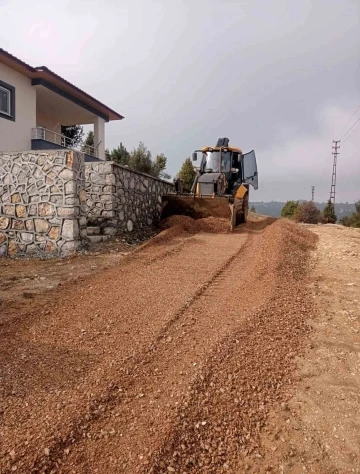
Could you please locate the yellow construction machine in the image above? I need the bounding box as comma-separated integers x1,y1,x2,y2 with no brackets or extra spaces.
161,138,258,231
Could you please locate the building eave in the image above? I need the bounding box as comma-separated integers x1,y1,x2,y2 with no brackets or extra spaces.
0,48,124,122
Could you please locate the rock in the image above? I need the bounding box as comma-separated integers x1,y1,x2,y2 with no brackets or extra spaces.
11,193,21,203
34,219,49,233
21,232,33,243
62,219,79,240
48,226,60,240
39,203,55,217
0,217,10,229
8,240,18,256
4,205,15,216
25,219,34,231
15,205,26,218
58,207,79,218
127,220,133,232
59,169,74,180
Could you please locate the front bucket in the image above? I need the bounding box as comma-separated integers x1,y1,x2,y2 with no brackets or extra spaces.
161,195,234,228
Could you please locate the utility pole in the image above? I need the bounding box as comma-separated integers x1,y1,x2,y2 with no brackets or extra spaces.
330,140,340,205
311,186,315,202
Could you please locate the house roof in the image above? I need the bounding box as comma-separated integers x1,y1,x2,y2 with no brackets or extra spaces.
0,48,124,121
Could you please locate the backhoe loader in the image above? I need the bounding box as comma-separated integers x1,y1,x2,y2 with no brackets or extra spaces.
161,138,258,231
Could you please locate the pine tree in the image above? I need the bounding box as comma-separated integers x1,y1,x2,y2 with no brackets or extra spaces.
61,125,84,146
281,201,299,219
323,200,337,224
110,142,130,165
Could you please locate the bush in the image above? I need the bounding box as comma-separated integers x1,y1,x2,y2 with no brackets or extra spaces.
340,199,360,228
281,201,299,219
294,201,321,224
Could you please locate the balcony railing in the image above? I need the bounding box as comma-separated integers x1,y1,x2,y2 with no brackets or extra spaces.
31,127,103,159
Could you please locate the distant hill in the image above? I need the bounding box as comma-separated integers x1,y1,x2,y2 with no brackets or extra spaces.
249,201,357,220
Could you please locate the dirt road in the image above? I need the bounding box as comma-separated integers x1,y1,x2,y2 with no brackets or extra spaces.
0,218,359,473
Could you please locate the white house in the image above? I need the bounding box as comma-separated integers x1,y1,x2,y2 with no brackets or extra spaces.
0,48,123,161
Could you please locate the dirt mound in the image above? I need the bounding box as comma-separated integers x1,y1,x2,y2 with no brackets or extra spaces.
161,214,230,234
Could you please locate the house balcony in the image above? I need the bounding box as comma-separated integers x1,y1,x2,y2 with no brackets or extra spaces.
31,127,109,162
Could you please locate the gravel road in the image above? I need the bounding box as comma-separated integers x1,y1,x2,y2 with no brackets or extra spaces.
0,217,319,473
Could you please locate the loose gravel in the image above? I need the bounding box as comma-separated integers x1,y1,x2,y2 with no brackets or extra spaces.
0,217,317,473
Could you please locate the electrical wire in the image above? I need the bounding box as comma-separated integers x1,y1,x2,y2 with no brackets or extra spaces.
338,103,360,138
340,116,360,141
342,120,360,144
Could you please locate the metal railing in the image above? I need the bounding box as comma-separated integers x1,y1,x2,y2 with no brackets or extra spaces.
31,127,99,158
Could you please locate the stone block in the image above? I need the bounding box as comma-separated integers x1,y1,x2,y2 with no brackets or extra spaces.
11,193,21,203
127,220,133,232
45,241,56,253
28,204,37,216
65,197,80,206
15,204,26,218
50,195,64,204
58,207,80,218
59,169,74,181
34,218,50,233
0,217,10,229
8,240,18,256
25,220,34,231
0,232,6,244
103,227,117,235
39,203,55,217
12,220,25,230
65,180,76,195
21,232,33,243
62,219,79,240
102,210,115,218
48,226,60,240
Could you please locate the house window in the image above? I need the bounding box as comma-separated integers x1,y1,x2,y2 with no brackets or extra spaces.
0,80,15,121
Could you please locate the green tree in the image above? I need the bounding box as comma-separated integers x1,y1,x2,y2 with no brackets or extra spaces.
82,130,94,151
152,153,170,179
340,200,360,228
281,200,299,219
110,142,130,165
61,125,84,146
323,200,337,223
127,142,170,179
294,201,321,224
177,157,196,190
250,205,256,213
128,142,153,174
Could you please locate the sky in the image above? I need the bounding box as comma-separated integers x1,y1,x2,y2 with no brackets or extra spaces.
1,0,359,202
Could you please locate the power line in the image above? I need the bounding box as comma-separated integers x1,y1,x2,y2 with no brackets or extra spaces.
342,120,360,144
340,116,360,141
338,103,360,137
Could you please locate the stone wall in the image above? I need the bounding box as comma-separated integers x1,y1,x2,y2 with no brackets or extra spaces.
85,162,174,234
0,150,85,257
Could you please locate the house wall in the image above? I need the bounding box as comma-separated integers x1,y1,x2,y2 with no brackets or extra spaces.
0,63,36,151
0,150,86,257
36,111,62,134
85,162,174,234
